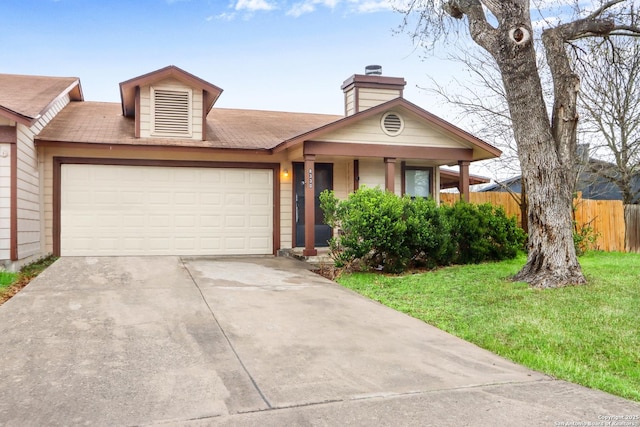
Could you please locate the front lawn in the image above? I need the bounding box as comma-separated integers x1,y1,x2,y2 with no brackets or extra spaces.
337,251,640,402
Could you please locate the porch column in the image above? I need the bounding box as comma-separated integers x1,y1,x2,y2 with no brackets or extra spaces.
458,160,470,202
385,157,396,194
303,154,317,256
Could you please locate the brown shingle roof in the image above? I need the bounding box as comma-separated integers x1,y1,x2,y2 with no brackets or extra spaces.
36,101,341,150
0,74,82,125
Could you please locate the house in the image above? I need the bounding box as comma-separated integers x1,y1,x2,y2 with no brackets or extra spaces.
0,65,501,270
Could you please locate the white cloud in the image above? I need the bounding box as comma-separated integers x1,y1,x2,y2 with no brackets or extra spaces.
214,12,237,20
287,2,317,17
351,0,393,13
287,0,342,17
235,0,276,12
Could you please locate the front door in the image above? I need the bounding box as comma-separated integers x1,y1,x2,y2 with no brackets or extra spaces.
294,162,333,248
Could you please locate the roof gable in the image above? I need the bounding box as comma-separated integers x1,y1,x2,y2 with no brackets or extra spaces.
119,65,223,118
274,98,501,161
0,74,82,126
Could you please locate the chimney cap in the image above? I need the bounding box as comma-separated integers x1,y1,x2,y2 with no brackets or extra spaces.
365,65,382,75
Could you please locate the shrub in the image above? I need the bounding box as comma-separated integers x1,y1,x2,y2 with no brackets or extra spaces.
573,221,599,256
405,197,453,267
443,202,526,264
320,189,526,273
320,187,409,273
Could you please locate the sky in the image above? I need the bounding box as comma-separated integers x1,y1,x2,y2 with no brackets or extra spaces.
1,0,466,118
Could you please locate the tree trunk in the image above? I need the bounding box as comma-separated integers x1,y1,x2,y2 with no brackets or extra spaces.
488,19,586,288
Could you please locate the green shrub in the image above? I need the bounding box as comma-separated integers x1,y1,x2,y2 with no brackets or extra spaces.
405,197,453,267
573,221,599,256
320,189,525,273
443,202,526,264
321,187,409,273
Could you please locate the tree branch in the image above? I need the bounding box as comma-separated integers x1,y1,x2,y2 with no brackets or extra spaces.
444,0,499,51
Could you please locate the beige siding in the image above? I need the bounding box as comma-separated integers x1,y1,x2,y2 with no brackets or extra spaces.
280,161,293,249
358,159,385,190
321,111,471,149
0,143,11,260
16,95,70,260
357,88,401,112
0,117,12,126
140,78,203,140
41,147,291,253
345,89,356,116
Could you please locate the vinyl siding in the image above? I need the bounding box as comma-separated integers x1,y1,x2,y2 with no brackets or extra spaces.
139,78,203,140
321,111,472,149
357,88,401,112
16,95,70,260
0,142,11,260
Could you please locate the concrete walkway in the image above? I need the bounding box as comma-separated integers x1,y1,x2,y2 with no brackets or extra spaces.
0,256,637,426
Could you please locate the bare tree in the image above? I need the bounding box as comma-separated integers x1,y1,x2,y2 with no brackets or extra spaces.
397,0,640,288
577,31,640,204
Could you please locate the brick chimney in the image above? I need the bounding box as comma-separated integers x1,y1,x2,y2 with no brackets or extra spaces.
341,65,407,116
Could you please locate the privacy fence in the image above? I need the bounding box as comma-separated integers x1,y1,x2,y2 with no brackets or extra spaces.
441,192,639,253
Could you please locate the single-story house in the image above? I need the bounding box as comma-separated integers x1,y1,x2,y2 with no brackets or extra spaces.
0,65,500,270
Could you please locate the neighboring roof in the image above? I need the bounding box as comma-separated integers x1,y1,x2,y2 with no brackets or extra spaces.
119,65,223,118
478,175,522,192
36,101,341,150
0,74,83,126
440,168,490,189
273,97,502,161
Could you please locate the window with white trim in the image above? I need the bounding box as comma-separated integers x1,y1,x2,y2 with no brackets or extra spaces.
151,87,192,137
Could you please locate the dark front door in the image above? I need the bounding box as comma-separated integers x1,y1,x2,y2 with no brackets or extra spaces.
295,162,333,248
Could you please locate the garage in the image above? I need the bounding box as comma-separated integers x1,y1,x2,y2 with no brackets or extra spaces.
59,162,274,256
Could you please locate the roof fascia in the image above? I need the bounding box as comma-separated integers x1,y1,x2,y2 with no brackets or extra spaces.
34,139,273,155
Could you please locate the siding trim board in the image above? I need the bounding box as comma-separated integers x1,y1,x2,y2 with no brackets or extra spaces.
52,157,280,257
304,140,473,161
37,140,272,156
10,143,17,260
0,126,17,144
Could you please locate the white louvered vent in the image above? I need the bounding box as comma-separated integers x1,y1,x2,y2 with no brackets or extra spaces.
381,112,404,136
152,88,192,137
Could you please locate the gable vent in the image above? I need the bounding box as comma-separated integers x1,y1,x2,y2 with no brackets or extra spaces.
152,88,192,137
381,112,404,136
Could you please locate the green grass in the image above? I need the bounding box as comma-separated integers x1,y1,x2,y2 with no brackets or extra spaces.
0,271,19,288
0,255,58,303
337,251,640,402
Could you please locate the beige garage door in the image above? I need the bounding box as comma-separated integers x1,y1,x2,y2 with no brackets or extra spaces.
61,164,273,256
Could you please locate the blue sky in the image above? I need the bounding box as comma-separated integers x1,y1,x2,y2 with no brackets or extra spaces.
2,0,463,116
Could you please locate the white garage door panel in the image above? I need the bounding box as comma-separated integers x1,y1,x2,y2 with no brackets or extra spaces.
61,164,273,256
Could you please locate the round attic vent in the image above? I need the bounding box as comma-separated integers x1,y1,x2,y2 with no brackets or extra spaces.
381,112,404,136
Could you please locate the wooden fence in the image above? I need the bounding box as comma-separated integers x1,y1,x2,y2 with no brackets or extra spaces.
625,205,640,253
440,192,627,252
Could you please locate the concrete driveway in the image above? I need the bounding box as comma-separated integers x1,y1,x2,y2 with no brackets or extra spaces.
0,256,637,426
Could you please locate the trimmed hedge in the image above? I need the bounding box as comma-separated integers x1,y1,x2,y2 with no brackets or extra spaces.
320,187,526,273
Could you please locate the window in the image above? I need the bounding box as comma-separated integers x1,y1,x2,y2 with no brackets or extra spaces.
404,167,432,198
151,87,192,137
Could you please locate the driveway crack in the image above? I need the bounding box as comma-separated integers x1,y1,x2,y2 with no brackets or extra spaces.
180,258,272,409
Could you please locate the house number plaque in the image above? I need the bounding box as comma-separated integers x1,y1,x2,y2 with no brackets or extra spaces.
308,168,313,189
